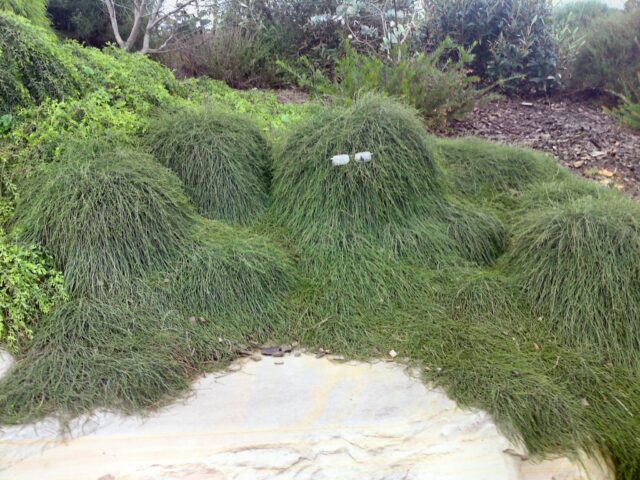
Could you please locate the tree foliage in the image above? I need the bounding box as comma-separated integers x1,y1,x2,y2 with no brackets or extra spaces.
47,0,117,46
420,0,557,93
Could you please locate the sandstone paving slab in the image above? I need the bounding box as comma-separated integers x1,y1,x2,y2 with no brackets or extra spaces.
0,353,612,480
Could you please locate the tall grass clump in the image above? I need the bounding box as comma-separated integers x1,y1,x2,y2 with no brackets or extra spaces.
154,221,295,340
0,292,231,424
11,138,195,296
435,137,566,207
271,94,505,266
271,94,445,243
145,105,270,225
0,296,188,423
515,175,615,212
507,196,640,366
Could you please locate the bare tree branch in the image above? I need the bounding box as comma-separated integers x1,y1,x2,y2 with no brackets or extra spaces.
101,0,208,54
103,0,127,48
148,0,199,31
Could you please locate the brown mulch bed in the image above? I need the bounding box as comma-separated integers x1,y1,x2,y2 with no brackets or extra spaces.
447,97,640,197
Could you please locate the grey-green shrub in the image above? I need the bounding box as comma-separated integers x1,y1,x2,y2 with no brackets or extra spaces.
327,40,487,130
420,0,558,93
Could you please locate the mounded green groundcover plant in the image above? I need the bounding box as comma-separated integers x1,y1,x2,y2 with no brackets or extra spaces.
1,94,639,479
145,105,271,225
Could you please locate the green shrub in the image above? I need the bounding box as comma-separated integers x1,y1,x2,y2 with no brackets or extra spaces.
0,0,48,27
570,9,640,100
507,196,640,366
270,94,505,266
155,221,294,337
325,40,488,130
0,294,192,422
435,137,566,205
613,98,640,131
177,77,310,133
0,237,66,349
420,0,558,93
271,93,445,246
11,138,195,296
0,43,193,200
145,105,270,225
70,44,181,112
2,90,139,164
0,12,84,113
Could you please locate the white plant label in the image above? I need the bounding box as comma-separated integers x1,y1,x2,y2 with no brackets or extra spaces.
331,154,350,166
355,151,372,162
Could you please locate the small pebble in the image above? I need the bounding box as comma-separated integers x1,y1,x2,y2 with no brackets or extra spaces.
389,349,398,358
250,353,262,362
261,346,281,356
315,351,325,359
330,355,346,362
272,351,285,358
294,352,301,357
274,361,284,365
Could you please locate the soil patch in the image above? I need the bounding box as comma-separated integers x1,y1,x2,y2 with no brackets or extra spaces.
448,97,640,196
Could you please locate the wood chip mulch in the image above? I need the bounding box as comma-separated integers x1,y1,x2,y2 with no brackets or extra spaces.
447,97,640,197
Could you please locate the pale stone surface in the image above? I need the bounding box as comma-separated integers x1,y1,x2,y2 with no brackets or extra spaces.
0,355,612,480
0,350,14,380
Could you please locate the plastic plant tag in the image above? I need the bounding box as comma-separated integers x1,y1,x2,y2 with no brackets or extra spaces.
331,154,350,166
354,151,372,162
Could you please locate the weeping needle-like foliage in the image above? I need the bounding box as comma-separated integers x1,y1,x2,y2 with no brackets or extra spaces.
270,93,505,267
11,139,195,296
508,196,640,366
145,105,270,225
